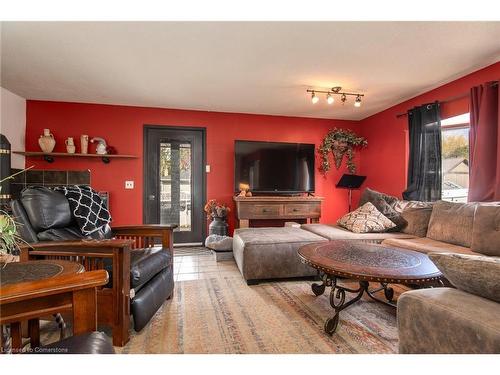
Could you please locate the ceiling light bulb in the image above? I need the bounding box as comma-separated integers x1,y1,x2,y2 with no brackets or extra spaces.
354,96,362,107
311,92,319,104
326,93,334,104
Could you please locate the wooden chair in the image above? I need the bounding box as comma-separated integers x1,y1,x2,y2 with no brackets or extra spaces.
19,225,176,346
1,269,112,354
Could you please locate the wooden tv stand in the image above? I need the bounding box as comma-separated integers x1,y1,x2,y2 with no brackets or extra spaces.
233,195,323,228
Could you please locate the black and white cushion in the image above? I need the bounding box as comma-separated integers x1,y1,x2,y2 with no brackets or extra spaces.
54,185,111,235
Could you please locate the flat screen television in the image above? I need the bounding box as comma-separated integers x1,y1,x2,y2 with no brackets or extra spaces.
234,140,315,194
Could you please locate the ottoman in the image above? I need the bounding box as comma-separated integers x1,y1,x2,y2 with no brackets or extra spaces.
233,227,327,284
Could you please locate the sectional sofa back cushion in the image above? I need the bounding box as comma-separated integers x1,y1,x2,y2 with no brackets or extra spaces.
471,204,500,256
429,252,500,302
426,201,476,248
400,207,433,237
337,202,396,233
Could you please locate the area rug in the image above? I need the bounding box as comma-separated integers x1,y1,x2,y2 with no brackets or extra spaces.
117,276,402,354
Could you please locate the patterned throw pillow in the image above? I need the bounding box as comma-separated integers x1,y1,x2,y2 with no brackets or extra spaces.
337,202,396,233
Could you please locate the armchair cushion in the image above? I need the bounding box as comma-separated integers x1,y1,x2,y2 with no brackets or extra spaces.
37,226,85,241
130,247,172,290
20,187,73,232
40,332,115,354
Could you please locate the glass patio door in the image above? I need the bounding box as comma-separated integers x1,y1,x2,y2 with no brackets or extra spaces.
144,127,205,244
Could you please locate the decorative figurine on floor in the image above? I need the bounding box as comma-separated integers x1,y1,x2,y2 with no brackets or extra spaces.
90,137,108,155
204,199,231,236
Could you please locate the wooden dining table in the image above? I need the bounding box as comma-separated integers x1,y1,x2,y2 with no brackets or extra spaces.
0,259,86,353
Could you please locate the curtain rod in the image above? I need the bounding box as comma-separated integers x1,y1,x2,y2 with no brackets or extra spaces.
395,80,499,119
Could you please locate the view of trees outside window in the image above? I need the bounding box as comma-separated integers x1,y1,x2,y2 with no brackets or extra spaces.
441,113,470,202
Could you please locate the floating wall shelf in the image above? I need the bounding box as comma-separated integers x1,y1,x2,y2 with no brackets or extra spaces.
14,151,138,164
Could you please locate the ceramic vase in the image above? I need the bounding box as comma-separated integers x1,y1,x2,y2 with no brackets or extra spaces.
209,217,228,236
80,135,89,154
64,137,74,154
38,129,56,153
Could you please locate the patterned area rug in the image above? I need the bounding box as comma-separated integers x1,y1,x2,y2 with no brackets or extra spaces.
117,276,402,354
38,250,405,354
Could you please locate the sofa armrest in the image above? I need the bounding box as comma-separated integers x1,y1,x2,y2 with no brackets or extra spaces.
112,225,177,251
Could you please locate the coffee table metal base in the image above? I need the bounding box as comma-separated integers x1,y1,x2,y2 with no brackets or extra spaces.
312,273,396,335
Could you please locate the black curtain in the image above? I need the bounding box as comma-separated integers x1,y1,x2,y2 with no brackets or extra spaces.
402,102,442,201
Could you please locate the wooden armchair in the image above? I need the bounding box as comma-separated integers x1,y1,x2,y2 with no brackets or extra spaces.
19,224,176,346
1,267,112,354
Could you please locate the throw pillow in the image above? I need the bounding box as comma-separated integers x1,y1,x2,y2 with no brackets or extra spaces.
359,188,407,230
428,253,500,303
337,202,396,233
400,207,433,237
426,201,477,248
359,188,399,208
370,197,408,231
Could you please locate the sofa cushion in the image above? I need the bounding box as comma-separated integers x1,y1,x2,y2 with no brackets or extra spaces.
471,204,500,256
130,247,172,289
359,188,406,230
400,207,433,237
398,288,500,354
359,188,399,207
392,200,434,213
382,237,476,255
337,202,396,233
234,227,326,245
232,227,327,281
426,200,477,247
428,253,500,303
301,223,416,242
20,186,73,232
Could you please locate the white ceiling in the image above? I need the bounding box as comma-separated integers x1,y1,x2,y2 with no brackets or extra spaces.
1,22,500,120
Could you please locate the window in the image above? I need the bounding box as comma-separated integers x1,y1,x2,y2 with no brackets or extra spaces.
441,113,470,202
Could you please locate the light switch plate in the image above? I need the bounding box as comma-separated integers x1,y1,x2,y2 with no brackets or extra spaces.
125,180,134,189
206,165,211,173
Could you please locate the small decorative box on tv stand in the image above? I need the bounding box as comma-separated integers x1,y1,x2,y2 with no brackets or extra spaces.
233,196,323,228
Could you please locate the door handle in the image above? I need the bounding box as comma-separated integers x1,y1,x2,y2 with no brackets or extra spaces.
148,194,156,201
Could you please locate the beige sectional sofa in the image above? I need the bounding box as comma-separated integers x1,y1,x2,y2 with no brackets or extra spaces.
233,197,500,353
233,199,499,282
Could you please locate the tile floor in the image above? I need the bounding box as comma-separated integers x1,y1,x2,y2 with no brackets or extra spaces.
173,247,240,281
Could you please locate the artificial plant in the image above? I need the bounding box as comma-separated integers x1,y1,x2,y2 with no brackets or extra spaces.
318,128,367,175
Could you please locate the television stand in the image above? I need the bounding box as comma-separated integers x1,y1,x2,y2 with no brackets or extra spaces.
233,196,323,228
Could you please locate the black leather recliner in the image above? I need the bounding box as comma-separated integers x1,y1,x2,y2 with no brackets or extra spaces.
11,186,176,341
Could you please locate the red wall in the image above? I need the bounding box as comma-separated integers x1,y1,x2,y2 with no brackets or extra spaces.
359,61,500,198
25,102,361,231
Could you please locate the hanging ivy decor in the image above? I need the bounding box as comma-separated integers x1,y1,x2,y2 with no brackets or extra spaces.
318,128,367,175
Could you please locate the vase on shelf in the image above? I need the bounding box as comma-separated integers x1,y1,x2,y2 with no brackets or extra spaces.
38,129,56,153
65,137,76,154
209,217,228,236
80,135,89,154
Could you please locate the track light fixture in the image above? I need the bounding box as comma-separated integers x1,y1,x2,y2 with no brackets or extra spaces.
307,86,364,108
311,91,319,104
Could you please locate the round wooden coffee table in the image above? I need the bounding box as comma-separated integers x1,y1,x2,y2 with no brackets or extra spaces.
298,240,443,335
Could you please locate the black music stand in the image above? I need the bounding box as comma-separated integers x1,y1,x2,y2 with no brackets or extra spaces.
336,174,367,212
